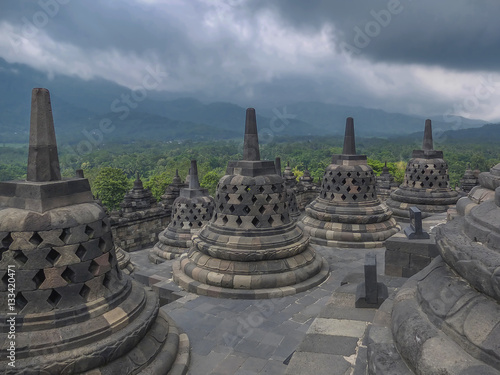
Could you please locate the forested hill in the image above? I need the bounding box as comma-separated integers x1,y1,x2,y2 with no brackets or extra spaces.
0,58,488,144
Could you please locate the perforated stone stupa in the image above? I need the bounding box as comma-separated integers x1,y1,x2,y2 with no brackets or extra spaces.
110,173,170,251
376,161,398,201
299,118,399,248
368,168,500,374
277,158,300,221
0,89,189,374
386,119,459,220
161,169,188,210
150,160,215,263
173,108,329,298
295,166,321,210
460,163,479,193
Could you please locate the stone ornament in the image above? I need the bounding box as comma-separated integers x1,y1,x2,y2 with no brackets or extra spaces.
150,160,215,263
299,117,400,248
0,88,189,374
173,108,329,299
386,119,459,219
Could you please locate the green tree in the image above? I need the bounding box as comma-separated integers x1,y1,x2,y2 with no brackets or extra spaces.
200,169,223,196
93,167,130,210
144,172,172,201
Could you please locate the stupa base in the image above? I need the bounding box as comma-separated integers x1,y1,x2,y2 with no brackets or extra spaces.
172,251,329,299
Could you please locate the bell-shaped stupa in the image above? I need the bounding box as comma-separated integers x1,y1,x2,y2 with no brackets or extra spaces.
0,89,189,374
150,160,215,263
161,169,188,210
173,108,329,298
387,119,459,219
276,157,300,221
376,161,399,201
299,118,400,248
460,163,479,193
368,167,500,374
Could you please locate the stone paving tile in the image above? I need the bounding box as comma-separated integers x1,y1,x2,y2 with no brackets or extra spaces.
131,245,395,375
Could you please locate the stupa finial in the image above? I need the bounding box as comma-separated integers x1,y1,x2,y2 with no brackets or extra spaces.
189,160,200,189
422,119,433,151
243,108,260,161
27,88,61,182
342,117,356,155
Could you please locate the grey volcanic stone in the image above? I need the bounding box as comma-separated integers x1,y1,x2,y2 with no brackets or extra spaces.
173,108,329,298
299,118,400,248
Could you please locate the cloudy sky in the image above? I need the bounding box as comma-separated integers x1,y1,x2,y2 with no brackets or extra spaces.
1,0,500,122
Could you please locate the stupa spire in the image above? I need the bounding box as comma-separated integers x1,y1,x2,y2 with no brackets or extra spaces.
189,160,200,189
422,119,433,151
27,88,61,182
243,108,260,161
342,117,356,155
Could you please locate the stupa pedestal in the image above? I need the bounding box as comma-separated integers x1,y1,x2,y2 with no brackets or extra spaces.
299,118,400,248
0,88,189,374
367,175,500,374
387,120,459,220
173,109,329,299
150,160,215,263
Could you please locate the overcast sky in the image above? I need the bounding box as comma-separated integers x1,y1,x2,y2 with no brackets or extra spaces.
1,0,500,122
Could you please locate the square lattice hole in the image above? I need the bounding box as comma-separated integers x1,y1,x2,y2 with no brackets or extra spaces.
47,290,61,307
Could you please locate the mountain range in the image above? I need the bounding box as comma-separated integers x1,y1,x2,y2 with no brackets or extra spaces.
0,58,490,145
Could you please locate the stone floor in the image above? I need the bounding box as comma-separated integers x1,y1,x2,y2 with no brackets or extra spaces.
130,243,408,375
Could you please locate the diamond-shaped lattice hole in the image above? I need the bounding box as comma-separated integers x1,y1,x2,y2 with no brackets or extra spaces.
75,245,86,260
221,185,227,191
346,186,351,192
326,185,331,191
16,292,28,310
61,267,75,284
328,171,333,176
229,205,235,213
438,183,442,187
1,233,13,248
46,249,61,265
347,172,351,177
342,179,346,184
252,217,260,227
84,225,94,238
271,185,277,193
331,178,336,184
259,186,265,193
222,215,229,225
88,260,99,275
224,194,230,202
366,186,371,192
243,205,250,214
335,186,341,192
29,232,43,246
430,170,434,174
265,195,272,203
429,182,434,187
337,172,342,177
189,209,194,214
237,195,243,203
425,176,430,181
341,194,347,201
79,284,90,300
357,186,362,192
197,221,203,227
357,172,361,177
99,238,107,252
280,214,286,222
273,204,280,213
267,217,274,226
189,222,193,227
46,290,61,308
13,251,28,265
103,272,112,289
420,182,424,187
258,205,266,215
245,186,251,192
232,185,238,193
352,194,358,201
32,269,46,288
425,164,429,168
364,194,368,199
193,215,198,221
236,217,243,226
218,203,224,211
251,195,258,203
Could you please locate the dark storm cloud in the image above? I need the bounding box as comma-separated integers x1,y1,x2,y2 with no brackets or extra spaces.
243,0,500,71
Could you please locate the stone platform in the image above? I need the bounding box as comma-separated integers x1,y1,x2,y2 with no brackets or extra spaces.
131,243,407,374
